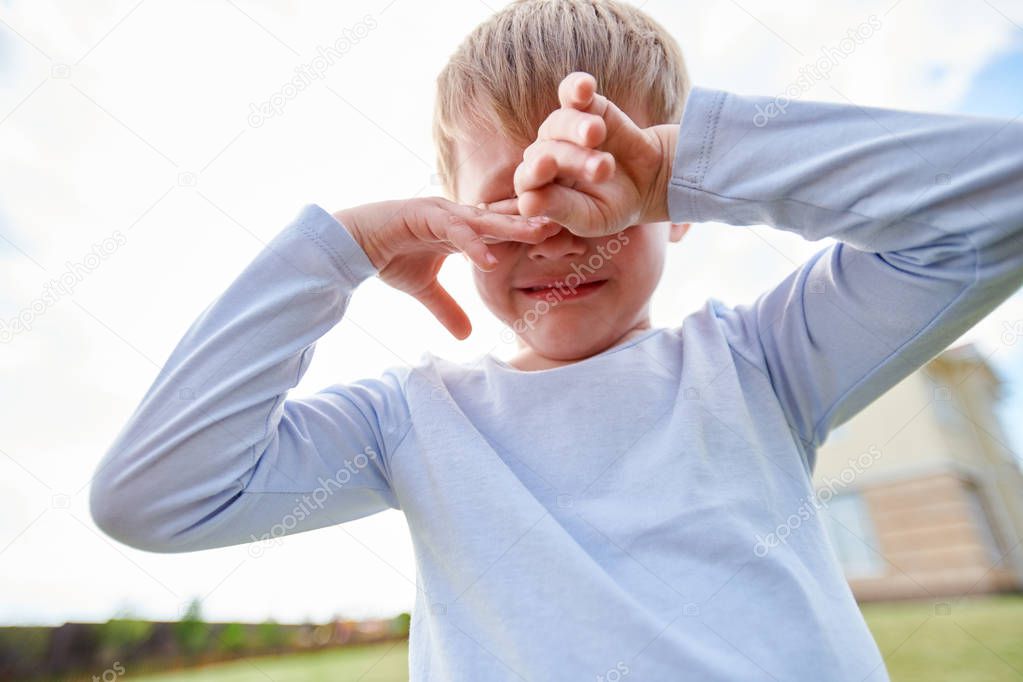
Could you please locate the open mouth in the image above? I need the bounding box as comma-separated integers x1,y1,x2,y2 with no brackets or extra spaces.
515,279,608,301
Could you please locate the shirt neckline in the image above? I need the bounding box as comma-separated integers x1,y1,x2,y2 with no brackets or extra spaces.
483,326,665,375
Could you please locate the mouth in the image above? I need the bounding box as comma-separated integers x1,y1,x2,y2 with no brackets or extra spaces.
514,278,608,301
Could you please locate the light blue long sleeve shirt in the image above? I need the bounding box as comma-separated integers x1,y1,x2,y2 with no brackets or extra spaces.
89,87,1023,681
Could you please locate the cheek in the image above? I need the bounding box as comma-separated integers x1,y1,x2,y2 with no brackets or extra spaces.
605,236,667,291
472,266,514,315
474,244,520,291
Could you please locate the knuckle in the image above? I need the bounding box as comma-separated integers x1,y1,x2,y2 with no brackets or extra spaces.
447,213,467,229
556,109,577,127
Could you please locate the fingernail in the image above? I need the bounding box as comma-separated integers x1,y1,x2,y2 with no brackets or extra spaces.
528,215,551,226
484,252,499,266
476,202,488,210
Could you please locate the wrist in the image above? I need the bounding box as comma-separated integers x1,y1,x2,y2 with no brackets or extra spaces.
641,123,678,224
332,207,388,270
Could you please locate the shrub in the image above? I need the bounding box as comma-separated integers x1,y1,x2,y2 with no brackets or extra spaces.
173,598,208,657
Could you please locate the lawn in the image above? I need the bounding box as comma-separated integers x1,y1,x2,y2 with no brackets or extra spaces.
861,594,1023,682
127,595,1023,682
128,640,410,682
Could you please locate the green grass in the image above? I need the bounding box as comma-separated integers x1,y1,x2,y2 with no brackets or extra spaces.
861,594,1023,682
123,595,1023,682
128,640,410,682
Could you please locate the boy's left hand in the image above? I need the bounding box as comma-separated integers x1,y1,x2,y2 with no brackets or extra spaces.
482,71,678,238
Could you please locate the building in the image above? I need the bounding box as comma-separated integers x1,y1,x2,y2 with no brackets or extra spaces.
812,344,1023,601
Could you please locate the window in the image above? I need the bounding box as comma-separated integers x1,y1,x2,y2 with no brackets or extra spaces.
927,375,969,432
821,492,884,577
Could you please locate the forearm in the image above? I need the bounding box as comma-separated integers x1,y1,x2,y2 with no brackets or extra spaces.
666,87,1023,276
665,87,1023,451
89,204,383,551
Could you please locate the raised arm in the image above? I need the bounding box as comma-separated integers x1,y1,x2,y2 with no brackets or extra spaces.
667,87,1023,454
88,205,408,553
502,72,1022,464
89,198,555,553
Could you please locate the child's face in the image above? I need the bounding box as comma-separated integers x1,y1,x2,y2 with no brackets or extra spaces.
450,105,688,361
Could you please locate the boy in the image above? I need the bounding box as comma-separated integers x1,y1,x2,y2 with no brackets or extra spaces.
89,0,1023,679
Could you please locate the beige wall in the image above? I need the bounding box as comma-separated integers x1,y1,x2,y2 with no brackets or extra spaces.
814,371,952,484
810,350,1023,600
849,473,1017,601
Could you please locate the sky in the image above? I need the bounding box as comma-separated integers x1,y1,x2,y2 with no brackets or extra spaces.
1,0,1022,626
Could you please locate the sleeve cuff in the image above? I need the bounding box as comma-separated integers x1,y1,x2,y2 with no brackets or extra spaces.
294,203,379,287
667,87,730,224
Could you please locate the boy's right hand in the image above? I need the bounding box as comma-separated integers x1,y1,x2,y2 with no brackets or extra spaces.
333,198,556,339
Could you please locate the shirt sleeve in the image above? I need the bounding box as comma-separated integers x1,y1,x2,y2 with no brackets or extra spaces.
667,87,1023,460
89,204,412,553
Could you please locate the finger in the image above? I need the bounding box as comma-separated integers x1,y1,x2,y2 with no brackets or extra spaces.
476,198,526,242
443,214,498,271
518,183,598,234
479,198,519,215
513,153,559,196
477,221,561,245
514,146,614,198
537,108,606,148
448,203,558,244
414,279,472,340
559,71,596,111
472,196,519,243
522,140,615,185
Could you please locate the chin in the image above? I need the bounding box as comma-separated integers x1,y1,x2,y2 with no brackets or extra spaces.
521,318,621,361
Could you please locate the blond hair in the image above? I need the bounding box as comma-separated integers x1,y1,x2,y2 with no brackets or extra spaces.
432,0,690,201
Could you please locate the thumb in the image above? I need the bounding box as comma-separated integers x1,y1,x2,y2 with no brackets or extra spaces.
562,72,642,147
413,279,472,339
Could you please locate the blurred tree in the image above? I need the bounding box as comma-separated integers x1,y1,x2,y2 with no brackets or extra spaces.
217,622,247,654
392,612,411,636
257,618,287,652
174,598,208,658
97,614,153,661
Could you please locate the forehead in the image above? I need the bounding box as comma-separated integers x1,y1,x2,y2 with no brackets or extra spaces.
450,100,655,205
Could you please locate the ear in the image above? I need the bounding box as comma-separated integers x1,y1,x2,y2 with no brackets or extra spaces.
669,222,691,242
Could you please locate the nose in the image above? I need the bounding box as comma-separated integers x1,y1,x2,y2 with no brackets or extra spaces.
526,225,586,261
